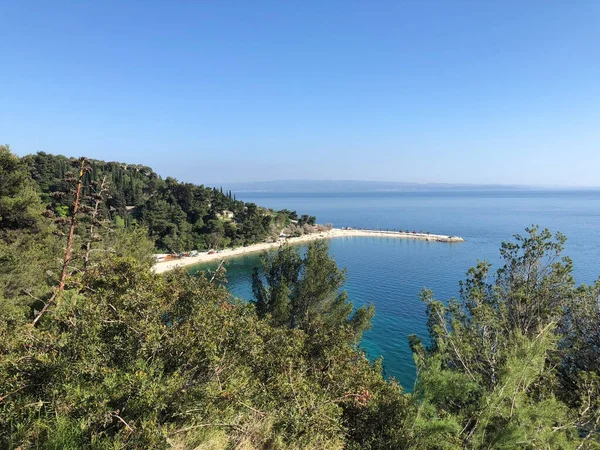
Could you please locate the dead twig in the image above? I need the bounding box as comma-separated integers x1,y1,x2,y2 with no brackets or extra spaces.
209,259,226,283
33,158,87,326
83,175,108,270
111,412,134,432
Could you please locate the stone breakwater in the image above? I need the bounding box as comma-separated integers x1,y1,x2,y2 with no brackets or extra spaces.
336,229,464,243
153,228,464,273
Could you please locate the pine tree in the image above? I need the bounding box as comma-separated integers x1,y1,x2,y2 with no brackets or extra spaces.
252,240,374,343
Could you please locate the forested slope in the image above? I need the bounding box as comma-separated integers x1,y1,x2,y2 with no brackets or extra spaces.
23,151,311,252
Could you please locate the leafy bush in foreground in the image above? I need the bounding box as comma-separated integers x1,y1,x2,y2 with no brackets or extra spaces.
0,255,410,449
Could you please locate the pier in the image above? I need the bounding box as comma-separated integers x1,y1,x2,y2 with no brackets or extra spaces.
335,228,464,243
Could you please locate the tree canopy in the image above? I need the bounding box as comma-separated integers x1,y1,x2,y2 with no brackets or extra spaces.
409,226,600,449
252,241,375,344
22,151,307,252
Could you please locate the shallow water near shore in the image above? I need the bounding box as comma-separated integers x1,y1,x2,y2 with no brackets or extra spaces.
189,190,600,389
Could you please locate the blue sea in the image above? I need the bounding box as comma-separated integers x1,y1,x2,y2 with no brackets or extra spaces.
190,190,600,390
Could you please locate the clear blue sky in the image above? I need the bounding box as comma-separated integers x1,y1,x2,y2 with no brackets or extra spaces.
2,1,599,186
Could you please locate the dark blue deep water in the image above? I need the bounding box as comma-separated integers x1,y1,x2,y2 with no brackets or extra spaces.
190,190,600,390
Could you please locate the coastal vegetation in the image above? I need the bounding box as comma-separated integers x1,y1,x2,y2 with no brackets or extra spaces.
22,150,311,253
1,146,599,448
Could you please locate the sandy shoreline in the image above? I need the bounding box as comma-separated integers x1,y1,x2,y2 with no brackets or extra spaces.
152,229,463,274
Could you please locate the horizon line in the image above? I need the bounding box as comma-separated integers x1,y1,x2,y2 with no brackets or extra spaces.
209,179,600,190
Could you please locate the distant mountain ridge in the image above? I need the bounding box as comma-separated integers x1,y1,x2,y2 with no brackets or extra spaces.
221,180,535,194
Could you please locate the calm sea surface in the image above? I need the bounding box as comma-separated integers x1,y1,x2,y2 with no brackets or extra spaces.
189,190,600,390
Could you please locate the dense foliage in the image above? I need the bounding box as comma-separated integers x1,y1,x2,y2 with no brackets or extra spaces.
1,145,598,449
22,150,306,252
1,146,410,448
252,241,374,343
410,227,600,449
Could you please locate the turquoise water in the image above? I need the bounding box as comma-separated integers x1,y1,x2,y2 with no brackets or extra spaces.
190,190,600,389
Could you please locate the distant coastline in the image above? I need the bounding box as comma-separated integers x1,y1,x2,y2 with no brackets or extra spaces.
152,228,464,274
217,179,544,194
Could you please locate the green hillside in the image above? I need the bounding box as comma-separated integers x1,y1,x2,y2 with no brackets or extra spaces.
23,151,306,252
